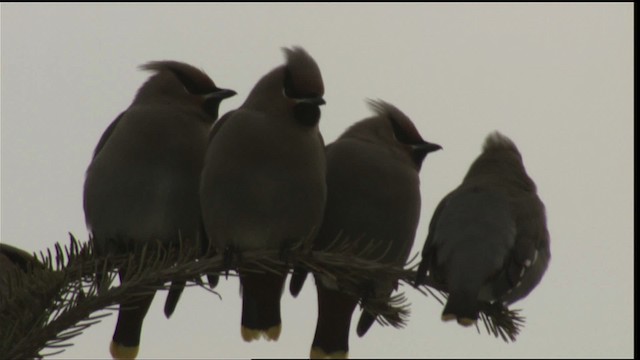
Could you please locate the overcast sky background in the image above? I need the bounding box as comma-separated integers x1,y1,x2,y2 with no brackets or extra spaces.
1,3,634,359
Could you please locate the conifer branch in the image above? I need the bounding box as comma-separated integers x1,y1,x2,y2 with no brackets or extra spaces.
0,233,524,358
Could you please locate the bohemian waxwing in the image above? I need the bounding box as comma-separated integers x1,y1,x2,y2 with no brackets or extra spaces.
200,46,327,343
416,131,550,327
0,243,41,273
290,100,441,359
0,243,51,353
0,243,45,296
83,60,235,359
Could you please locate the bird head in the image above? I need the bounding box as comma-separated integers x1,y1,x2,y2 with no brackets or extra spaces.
367,99,442,169
242,47,326,127
136,60,236,120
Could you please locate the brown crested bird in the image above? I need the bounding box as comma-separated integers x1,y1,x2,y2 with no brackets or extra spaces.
416,131,550,327
290,100,441,359
200,46,327,343
0,243,47,299
0,243,42,274
83,61,235,359
0,243,52,356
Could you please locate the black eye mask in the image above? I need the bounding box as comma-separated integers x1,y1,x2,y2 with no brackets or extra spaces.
293,102,321,127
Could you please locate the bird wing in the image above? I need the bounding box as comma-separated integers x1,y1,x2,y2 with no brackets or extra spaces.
416,191,453,285
494,192,550,304
91,111,126,160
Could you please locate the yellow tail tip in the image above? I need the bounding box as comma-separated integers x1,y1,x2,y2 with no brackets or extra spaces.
442,313,476,327
457,317,477,327
441,313,457,322
241,324,282,342
310,346,349,359
264,324,281,341
109,341,139,359
241,327,262,342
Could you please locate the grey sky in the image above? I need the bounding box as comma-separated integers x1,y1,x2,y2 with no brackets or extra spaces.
0,3,633,358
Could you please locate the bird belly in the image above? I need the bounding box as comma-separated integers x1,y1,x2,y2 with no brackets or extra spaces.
204,171,324,252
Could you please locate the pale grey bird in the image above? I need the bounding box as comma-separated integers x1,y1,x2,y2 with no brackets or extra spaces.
416,131,550,327
83,61,235,359
200,46,327,343
289,100,441,359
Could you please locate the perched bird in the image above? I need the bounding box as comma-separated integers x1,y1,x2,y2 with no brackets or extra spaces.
200,46,327,343
0,243,41,274
0,243,50,354
416,131,550,327
83,61,235,359
0,243,46,298
290,100,442,359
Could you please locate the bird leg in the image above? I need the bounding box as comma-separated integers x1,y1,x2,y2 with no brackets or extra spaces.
278,238,297,268
223,245,241,279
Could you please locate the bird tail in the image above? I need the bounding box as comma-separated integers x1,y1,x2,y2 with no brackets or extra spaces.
311,284,359,359
163,280,185,318
442,290,480,327
240,272,286,342
111,273,158,359
289,266,308,297
355,310,376,337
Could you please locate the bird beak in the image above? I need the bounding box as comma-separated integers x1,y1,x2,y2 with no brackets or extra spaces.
414,141,443,154
411,141,442,169
208,88,237,100
297,96,326,106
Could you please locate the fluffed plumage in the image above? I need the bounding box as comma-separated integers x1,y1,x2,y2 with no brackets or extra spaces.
416,131,551,327
292,100,441,358
200,46,327,342
83,60,235,359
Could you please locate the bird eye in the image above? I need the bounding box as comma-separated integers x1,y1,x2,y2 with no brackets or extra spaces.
168,68,211,95
389,117,415,145
283,68,320,100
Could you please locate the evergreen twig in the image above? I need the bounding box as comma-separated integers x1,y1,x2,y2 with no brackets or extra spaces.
0,233,524,358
